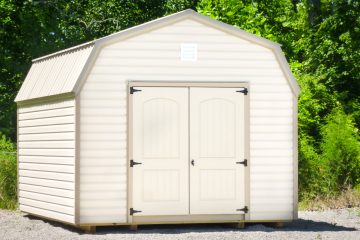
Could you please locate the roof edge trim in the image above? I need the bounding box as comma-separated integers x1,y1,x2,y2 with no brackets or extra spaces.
273,46,300,96
186,11,281,49
16,92,75,105
95,9,199,46
32,41,95,63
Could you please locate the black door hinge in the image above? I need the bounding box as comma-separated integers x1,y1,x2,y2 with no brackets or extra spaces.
236,88,248,95
236,159,247,167
130,160,142,167
130,208,142,215
130,87,142,94
236,206,249,213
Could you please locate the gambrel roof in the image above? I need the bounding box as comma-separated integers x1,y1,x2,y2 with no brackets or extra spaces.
15,9,300,102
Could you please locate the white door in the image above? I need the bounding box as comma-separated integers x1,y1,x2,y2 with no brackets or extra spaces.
132,87,189,216
190,87,246,214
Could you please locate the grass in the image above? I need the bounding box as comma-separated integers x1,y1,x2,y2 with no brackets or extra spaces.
299,187,360,211
0,154,17,210
0,197,17,210
0,134,17,210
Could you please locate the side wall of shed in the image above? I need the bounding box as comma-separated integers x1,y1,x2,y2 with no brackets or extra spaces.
18,98,76,224
79,18,294,223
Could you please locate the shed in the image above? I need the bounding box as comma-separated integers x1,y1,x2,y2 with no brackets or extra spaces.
15,9,300,229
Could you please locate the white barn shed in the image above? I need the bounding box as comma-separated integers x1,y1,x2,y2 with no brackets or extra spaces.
15,9,300,229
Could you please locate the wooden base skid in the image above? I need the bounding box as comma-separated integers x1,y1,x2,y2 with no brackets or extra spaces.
77,221,288,233
78,224,137,233
269,222,285,228
79,225,96,233
234,222,245,229
22,211,286,233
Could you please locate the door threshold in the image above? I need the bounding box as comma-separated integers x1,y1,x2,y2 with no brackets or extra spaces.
132,214,244,224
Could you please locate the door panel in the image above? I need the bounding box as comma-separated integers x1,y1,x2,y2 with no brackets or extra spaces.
190,87,245,214
132,87,189,216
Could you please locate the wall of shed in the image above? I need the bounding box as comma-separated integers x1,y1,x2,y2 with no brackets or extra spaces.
79,83,127,224
18,98,76,224
79,18,294,223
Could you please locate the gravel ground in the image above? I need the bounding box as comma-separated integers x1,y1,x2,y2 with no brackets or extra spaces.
1,209,360,240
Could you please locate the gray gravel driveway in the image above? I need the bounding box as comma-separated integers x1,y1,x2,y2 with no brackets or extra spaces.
1,208,359,240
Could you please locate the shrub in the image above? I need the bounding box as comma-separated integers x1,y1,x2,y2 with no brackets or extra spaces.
320,108,360,192
0,133,17,209
298,134,330,199
296,71,339,199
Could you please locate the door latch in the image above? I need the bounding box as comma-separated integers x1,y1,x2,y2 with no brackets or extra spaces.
191,159,195,166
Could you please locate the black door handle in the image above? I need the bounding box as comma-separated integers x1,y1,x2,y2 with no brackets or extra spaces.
191,159,195,166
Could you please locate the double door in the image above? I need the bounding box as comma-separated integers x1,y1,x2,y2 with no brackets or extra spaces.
131,86,246,216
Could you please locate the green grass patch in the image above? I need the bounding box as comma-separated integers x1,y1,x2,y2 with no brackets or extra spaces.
0,133,17,210
299,187,360,211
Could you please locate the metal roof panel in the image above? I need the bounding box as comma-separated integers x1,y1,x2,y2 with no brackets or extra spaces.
15,44,94,102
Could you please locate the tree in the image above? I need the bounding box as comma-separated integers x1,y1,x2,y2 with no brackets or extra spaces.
0,0,198,141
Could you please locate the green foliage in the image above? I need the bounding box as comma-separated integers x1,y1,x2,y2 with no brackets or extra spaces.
198,0,293,42
298,134,326,199
300,1,360,126
165,0,199,14
0,133,17,209
298,107,360,199
295,70,338,142
295,70,337,199
320,108,360,190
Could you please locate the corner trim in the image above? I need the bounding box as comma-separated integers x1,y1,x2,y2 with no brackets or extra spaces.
74,95,81,224
293,95,299,219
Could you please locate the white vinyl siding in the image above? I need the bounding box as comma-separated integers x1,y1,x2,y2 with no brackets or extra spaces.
79,81,127,224
80,18,293,223
18,98,76,224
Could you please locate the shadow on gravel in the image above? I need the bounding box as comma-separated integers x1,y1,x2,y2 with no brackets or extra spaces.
93,219,357,235
284,218,357,232
24,214,357,235
24,214,83,234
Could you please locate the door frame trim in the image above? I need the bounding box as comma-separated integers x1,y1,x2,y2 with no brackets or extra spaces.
129,81,249,88
127,81,250,223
